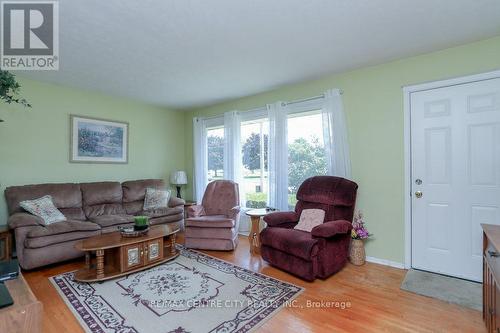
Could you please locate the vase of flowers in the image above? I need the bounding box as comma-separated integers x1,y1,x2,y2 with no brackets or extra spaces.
350,211,372,266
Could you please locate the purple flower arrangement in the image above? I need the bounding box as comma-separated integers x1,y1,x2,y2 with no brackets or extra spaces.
351,211,372,240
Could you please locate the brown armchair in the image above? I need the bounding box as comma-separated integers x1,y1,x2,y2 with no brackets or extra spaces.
184,180,240,250
260,176,358,281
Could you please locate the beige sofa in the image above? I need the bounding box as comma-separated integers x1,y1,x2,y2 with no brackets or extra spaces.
5,179,184,270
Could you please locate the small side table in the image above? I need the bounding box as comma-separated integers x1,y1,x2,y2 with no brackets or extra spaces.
0,225,12,262
245,209,269,254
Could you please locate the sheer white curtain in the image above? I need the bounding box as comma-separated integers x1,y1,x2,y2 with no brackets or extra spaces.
223,111,245,208
267,102,289,211
193,117,208,202
322,89,352,179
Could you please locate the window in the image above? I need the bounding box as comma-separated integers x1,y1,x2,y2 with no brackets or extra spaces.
240,117,269,208
206,125,224,182
193,89,348,214
287,110,327,208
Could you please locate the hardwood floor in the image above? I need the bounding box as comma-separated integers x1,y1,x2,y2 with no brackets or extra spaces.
23,234,485,333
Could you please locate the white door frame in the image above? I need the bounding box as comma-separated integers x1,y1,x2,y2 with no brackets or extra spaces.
403,69,500,269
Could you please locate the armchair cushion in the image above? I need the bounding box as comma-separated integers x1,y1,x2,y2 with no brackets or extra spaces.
185,215,235,228
260,227,319,261
263,211,299,227
187,205,205,218
8,213,44,229
311,220,352,238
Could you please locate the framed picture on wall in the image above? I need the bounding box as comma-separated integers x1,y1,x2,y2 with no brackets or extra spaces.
70,115,129,164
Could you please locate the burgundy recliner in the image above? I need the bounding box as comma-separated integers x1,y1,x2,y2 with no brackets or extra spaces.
260,176,358,281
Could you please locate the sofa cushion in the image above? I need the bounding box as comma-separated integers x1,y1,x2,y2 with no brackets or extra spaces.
122,179,166,215
59,207,87,221
81,182,126,219
81,182,123,206
260,227,319,261
122,179,165,203
84,203,127,219
150,214,183,226
27,220,100,238
25,230,101,249
142,206,183,218
5,183,82,215
185,215,234,228
89,214,135,228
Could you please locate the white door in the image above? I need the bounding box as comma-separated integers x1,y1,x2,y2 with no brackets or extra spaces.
411,78,500,282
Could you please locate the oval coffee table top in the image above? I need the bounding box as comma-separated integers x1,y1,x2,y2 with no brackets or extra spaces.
75,224,179,251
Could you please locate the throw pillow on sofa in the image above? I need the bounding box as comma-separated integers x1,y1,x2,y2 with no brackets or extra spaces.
294,209,325,232
20,195,67,225
143,188,171,210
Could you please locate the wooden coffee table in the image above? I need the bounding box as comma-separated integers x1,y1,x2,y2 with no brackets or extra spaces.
74,224,180,282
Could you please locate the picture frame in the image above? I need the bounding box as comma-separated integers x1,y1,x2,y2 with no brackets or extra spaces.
70,115,129,164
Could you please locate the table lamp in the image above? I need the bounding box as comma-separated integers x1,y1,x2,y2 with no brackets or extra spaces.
170,171,187,198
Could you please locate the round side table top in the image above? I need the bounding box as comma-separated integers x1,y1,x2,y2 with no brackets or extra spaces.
245,208,272,217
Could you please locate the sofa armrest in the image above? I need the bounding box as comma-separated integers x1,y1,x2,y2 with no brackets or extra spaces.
311,220,352,238
187,205,205,218
168,196,185,208
227,206,240,220
8,213,43,229
263,211,299,228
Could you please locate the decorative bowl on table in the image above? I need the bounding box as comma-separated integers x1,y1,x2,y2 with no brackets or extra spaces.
119,226,150,238
119,216,150,237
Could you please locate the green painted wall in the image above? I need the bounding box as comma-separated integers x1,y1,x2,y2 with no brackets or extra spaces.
0,78,186,224
184,35,500,264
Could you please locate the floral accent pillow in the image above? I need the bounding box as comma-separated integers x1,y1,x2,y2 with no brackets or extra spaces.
294,209,325,232
143,188,171,210
20,195,67,225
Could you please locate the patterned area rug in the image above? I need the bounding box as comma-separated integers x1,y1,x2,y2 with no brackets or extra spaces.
50,246,303,333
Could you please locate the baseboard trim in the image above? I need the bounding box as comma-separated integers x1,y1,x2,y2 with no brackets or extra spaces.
365,256,405,269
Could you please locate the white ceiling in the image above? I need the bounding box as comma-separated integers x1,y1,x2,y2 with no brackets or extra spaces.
19,0,500,109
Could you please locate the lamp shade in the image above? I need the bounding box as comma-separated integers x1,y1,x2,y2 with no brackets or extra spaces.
170,171,187,185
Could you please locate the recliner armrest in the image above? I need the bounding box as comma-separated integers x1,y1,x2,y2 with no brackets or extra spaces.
311,220,352,238
227,206,240,220
263,211,299,228
8,213,43,229
186,205,205,218
168,196,185,207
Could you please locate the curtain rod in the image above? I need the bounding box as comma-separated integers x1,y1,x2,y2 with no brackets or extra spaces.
283,89,343,106
196,89,343,121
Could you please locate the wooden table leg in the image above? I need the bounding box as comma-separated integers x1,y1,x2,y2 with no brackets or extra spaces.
96,249,104,279
85,252,90,269
170,234,177,255
249,216,261,254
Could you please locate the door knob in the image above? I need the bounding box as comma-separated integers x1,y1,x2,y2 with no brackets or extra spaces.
415,191,423,198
